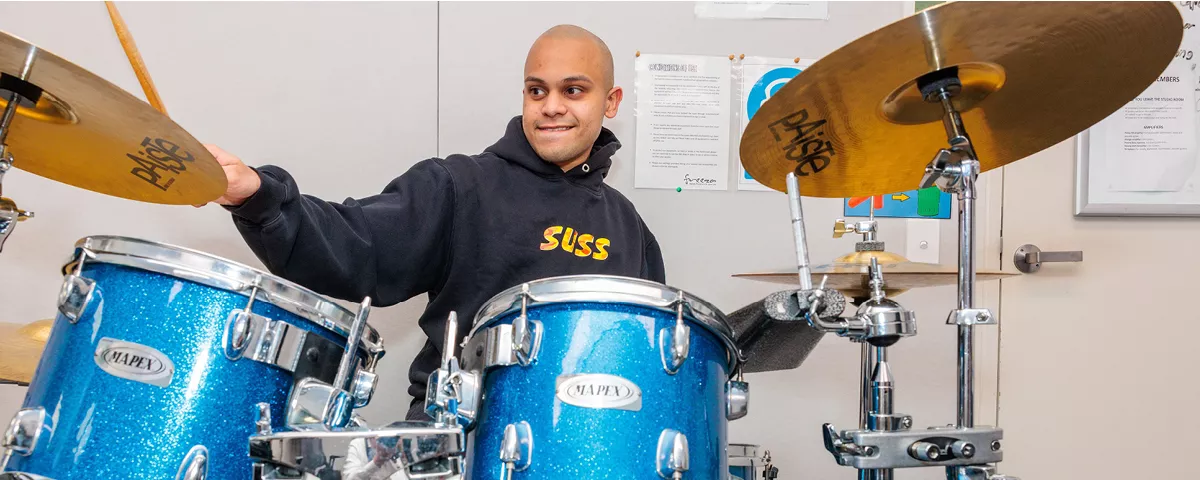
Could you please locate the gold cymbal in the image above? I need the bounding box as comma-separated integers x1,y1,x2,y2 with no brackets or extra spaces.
733,261,1016,300
0,29,225,204
0,319,52,385
740,1,1183,197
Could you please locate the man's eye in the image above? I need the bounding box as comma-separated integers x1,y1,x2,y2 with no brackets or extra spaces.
566,87,583,95
529,87,546,96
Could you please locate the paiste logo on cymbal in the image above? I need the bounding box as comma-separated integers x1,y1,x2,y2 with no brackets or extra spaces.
767,109,836,177
126,137,197,192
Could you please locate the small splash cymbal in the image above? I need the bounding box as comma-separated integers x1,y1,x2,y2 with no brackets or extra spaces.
739,1,1183,197
0,319,52,385
0,29,225,204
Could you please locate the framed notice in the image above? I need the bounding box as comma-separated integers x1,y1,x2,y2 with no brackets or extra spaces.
1075,7,1200,217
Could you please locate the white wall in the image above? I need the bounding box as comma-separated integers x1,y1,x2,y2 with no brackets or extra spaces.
0,2,1007,479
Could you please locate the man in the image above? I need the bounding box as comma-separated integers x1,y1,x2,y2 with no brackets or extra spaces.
200,24,664,420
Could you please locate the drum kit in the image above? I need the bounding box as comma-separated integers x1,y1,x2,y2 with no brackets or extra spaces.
0,1,1187,479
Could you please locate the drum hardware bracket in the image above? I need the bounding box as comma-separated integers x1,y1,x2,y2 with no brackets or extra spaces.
661,292,691,374
947,308,996,326
461,321,543,371
0,407,46,461
655,428,688,479
174,445,208,480
223,305,364,396
500,421,533,478
427,311,481,429
57,251,95,323
821,424,1006,470
284,377,354,431
283,296,373,430
1013,244,1082,274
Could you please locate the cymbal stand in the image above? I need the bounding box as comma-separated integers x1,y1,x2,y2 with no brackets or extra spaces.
785,172,917,480
0,46,39,253
915,70,1015,480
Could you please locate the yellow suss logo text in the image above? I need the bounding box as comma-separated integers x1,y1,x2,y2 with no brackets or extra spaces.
540,226,610,260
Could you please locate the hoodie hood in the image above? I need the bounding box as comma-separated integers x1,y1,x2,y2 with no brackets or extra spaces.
484,116,620,188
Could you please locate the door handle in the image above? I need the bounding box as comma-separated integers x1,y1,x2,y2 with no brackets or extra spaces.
1013,244,1082,273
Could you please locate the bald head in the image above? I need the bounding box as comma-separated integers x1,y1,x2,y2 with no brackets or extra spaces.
521,24,623,171
525,24,614,89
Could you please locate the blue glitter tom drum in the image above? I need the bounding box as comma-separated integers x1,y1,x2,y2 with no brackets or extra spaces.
0,236,385,480
457,275,748,479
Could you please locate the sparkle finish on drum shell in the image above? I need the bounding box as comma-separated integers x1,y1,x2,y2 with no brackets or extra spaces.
451,276,746,480
1,237,384,480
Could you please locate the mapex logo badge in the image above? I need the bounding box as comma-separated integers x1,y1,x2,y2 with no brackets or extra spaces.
94,338,174,387
555,373,642,411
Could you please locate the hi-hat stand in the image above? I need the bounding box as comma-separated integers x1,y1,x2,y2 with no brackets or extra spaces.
783,69,1019,480
0,45,38,253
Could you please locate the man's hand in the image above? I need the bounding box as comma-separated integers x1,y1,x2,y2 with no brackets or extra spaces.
198,144,262,207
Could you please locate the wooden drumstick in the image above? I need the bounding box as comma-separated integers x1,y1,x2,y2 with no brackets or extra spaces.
104,1,167,115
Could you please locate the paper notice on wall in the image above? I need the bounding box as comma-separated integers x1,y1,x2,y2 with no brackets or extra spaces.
736,56,813,191
1103,59,1198,192
695,1,829,19
634,53,732,191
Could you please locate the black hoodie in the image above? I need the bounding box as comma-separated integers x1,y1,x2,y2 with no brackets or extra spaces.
227,116,665,419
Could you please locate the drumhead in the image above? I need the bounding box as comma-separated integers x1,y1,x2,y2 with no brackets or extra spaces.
471,274,740,371
63,235,383,353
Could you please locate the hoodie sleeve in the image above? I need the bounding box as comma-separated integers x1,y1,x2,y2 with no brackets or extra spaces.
225,158,455,306
641,221,667,283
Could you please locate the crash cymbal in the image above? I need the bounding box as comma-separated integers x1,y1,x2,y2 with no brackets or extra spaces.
733,261,1016,300
740,1,1183,197
0,319,52,385
0,29,224,204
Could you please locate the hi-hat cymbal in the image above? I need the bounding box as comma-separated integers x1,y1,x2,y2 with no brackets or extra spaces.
733,261,1016,300
0,29,225,204
0,319,52,385
740,1,1183,197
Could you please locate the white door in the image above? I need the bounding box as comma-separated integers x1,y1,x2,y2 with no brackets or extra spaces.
997,139,1200,479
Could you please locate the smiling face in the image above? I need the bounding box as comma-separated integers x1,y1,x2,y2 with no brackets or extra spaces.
522,26,622,172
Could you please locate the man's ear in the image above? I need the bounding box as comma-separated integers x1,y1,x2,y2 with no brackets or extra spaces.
605,86,623,118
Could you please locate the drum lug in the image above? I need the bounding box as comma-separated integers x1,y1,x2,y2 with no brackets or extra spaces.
57,274,94,323
222,308,291,363
511,285,542,367
1,407,46,457
285,378,353,430
655,429,689,479
499,421,533,474
660,295,690,375
174,445,208,480
725,379,750,420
